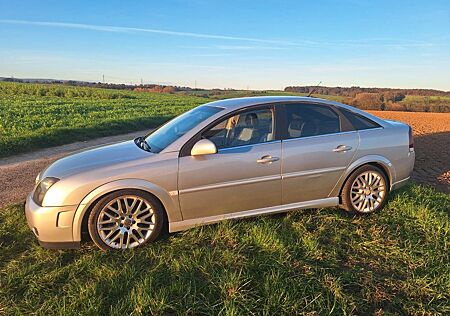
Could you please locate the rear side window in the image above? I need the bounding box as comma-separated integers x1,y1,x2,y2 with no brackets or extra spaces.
340,108,380,130
284,103,341,139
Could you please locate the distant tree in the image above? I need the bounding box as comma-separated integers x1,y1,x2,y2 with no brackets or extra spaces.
351,93,384,110
284,86,450,97
383,91,406,102
162,86,177,94
134,85,179,94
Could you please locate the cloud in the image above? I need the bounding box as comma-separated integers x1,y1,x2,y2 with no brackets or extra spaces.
213,45,287,50
0,19,294,45
0,19,439,49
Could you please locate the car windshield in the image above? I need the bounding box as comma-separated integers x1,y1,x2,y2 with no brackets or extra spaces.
144,105,223,153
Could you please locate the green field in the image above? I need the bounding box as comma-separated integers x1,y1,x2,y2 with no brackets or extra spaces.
0,184,449,315
0,82,205,157
0,82,351,158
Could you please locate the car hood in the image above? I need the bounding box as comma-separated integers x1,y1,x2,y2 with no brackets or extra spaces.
41,140,152,179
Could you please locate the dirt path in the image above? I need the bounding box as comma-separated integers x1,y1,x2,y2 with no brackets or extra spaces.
0,130,149,208
1,111,449,208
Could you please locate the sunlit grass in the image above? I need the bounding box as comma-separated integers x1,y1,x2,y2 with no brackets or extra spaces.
1,184,449,315
0,82,205,157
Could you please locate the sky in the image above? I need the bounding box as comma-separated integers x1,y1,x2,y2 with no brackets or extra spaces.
0,0,449,90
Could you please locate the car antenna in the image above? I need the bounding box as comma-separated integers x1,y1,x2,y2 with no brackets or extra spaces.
307,81,322,97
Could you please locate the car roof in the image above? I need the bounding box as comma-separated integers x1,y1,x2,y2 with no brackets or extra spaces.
203,96,323,110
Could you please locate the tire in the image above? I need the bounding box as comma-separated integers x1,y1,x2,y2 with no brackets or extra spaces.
88,189,165,251
340,165,389,214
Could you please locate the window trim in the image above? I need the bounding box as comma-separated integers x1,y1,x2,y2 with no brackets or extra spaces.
179,103,278,157
282,130,359,143
217,139,282,152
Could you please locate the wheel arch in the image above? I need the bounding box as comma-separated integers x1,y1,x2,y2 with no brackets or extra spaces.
330,155,395,198
72,179,181,242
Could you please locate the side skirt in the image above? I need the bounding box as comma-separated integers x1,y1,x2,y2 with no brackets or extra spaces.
169,197,339,232
391,176,410,191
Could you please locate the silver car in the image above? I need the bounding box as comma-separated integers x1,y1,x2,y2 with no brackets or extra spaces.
25,96,415,250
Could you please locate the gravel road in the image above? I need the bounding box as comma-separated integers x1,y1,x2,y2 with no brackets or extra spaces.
0,130,148,208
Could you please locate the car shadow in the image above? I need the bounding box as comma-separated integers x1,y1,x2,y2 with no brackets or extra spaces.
412,131,450,194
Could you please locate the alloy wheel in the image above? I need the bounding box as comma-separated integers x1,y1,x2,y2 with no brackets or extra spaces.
96,195,156,249
350,171,386,213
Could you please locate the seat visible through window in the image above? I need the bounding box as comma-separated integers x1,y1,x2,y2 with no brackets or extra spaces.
204,107,274,149
285,103,341,138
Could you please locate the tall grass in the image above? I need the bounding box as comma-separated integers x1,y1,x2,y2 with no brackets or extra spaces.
0,184,449,315
0,82,205,157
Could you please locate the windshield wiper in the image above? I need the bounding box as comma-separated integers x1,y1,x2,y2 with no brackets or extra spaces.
134,136,151,152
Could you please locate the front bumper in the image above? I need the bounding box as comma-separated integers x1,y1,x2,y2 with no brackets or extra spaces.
25,194,80,249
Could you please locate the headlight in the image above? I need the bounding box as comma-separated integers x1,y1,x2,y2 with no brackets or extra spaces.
33,177,60,206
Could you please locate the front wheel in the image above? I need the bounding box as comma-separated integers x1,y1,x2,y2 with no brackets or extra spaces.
88,190,165,250
340,165,389,214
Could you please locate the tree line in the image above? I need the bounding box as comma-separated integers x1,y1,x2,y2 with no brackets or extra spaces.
284,85,450,97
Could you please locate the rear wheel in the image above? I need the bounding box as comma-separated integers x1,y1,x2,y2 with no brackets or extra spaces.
340,165,389,214
88,190,165,250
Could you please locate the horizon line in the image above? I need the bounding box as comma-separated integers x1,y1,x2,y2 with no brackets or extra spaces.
1,75,449,92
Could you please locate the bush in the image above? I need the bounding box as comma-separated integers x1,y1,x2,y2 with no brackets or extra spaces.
162,86,177,94
351,93,384,110
384,91,406,102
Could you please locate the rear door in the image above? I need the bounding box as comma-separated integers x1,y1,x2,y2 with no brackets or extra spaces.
280,103,359,204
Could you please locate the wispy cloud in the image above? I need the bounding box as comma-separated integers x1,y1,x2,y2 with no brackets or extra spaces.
213,45,287,50
0,19,439,49
0,19,294,45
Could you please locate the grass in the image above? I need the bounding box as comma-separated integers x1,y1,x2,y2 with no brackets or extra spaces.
0,82,205,158
400,95,450,113
1,184,449,315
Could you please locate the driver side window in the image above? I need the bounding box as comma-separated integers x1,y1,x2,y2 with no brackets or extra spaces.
203,107,274,150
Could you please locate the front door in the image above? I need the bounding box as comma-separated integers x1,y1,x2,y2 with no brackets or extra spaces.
178,106,282,220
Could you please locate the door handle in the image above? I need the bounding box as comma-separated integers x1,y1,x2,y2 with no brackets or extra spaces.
257,155,280,164
333,145,352,153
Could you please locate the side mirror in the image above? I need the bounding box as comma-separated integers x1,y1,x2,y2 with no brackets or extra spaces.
191,139,217,156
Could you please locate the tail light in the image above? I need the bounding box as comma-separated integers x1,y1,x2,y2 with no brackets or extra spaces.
408,126,414,151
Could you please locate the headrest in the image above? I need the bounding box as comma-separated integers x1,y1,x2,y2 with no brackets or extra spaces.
245,113,259,127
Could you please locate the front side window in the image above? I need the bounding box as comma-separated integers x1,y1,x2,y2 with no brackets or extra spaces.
285,103,341,139
203,107,275,149
145,105,223,153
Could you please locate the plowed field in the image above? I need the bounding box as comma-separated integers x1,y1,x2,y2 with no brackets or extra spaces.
369,111,450,193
